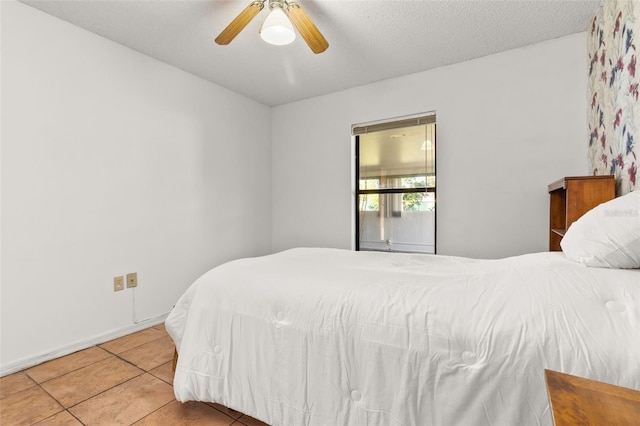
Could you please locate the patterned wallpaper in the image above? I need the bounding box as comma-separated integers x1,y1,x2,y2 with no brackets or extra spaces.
587,0,639,195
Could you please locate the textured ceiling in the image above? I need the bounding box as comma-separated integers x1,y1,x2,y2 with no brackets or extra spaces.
20,0,601,106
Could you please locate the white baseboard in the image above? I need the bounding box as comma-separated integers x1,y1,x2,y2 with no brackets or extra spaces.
0,312,170,377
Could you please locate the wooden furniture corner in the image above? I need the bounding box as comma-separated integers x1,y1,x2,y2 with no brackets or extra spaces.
172,348,178,371
548,175,615,251
545,369,640,425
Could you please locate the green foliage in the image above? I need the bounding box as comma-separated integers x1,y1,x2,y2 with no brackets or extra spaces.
403,193,424,211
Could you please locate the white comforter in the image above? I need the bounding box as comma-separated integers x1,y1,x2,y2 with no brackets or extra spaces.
166,248,640,426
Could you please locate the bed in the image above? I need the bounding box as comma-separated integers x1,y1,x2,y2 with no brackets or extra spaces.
165,192,640,426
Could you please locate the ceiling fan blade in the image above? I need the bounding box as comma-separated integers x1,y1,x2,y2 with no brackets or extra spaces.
286,2,329,54
215,1,265,45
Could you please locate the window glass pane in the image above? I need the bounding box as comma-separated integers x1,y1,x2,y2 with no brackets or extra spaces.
359,178,380,190
358,193,435,253
402,192,435,211
358,194,379,211
400,176,426,188
356,119,435,254
358,123,435,190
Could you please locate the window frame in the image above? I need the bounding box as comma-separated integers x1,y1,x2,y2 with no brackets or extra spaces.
353,118,437,253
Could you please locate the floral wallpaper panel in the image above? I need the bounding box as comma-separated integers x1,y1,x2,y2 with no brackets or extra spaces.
587,0,640,195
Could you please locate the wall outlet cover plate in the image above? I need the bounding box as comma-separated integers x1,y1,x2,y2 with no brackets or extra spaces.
126,272,138,288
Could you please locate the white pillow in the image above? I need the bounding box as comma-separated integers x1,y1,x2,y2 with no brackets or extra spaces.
561,190,640,268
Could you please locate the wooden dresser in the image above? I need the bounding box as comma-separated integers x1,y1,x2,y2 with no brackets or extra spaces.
548,175,615,251
545,369,640,425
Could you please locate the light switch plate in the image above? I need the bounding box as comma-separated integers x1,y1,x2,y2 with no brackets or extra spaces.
114,276,125,292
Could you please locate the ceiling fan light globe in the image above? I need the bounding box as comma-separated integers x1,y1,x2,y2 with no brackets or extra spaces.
261,27,296,45
260,8,296,46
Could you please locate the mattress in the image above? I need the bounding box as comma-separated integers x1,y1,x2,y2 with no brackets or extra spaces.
165,248,640,426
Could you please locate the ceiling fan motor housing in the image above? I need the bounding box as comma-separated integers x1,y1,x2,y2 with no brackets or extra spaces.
268,0,287,10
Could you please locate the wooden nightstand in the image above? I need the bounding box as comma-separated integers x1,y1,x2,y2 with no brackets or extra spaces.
545,369,640,425
548,175,615,251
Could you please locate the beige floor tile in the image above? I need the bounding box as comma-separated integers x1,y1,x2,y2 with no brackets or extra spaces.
41,356,143,407
134,400,236,426
119,335,175,371
0,385,63,425
69,373,174,425
237,414,272,426
34,410,83,425
26,347,112,384
148,361,174,385
152,323,169,335
99,328,166,354
0,371,36,399
207,402,244,419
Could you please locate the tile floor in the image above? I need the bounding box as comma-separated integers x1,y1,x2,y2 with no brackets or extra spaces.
0,324,270,426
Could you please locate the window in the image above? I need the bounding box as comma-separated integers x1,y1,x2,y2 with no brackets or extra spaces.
354,115,436,253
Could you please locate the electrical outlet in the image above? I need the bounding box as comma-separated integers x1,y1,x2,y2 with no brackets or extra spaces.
114,276,125,292
126,272,138,288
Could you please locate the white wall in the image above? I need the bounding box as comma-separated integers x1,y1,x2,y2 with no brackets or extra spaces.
1,1,272,372
0,1,591,373
272,33,589,258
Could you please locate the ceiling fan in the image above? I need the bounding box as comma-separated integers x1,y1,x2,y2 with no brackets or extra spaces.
215,0,329,54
